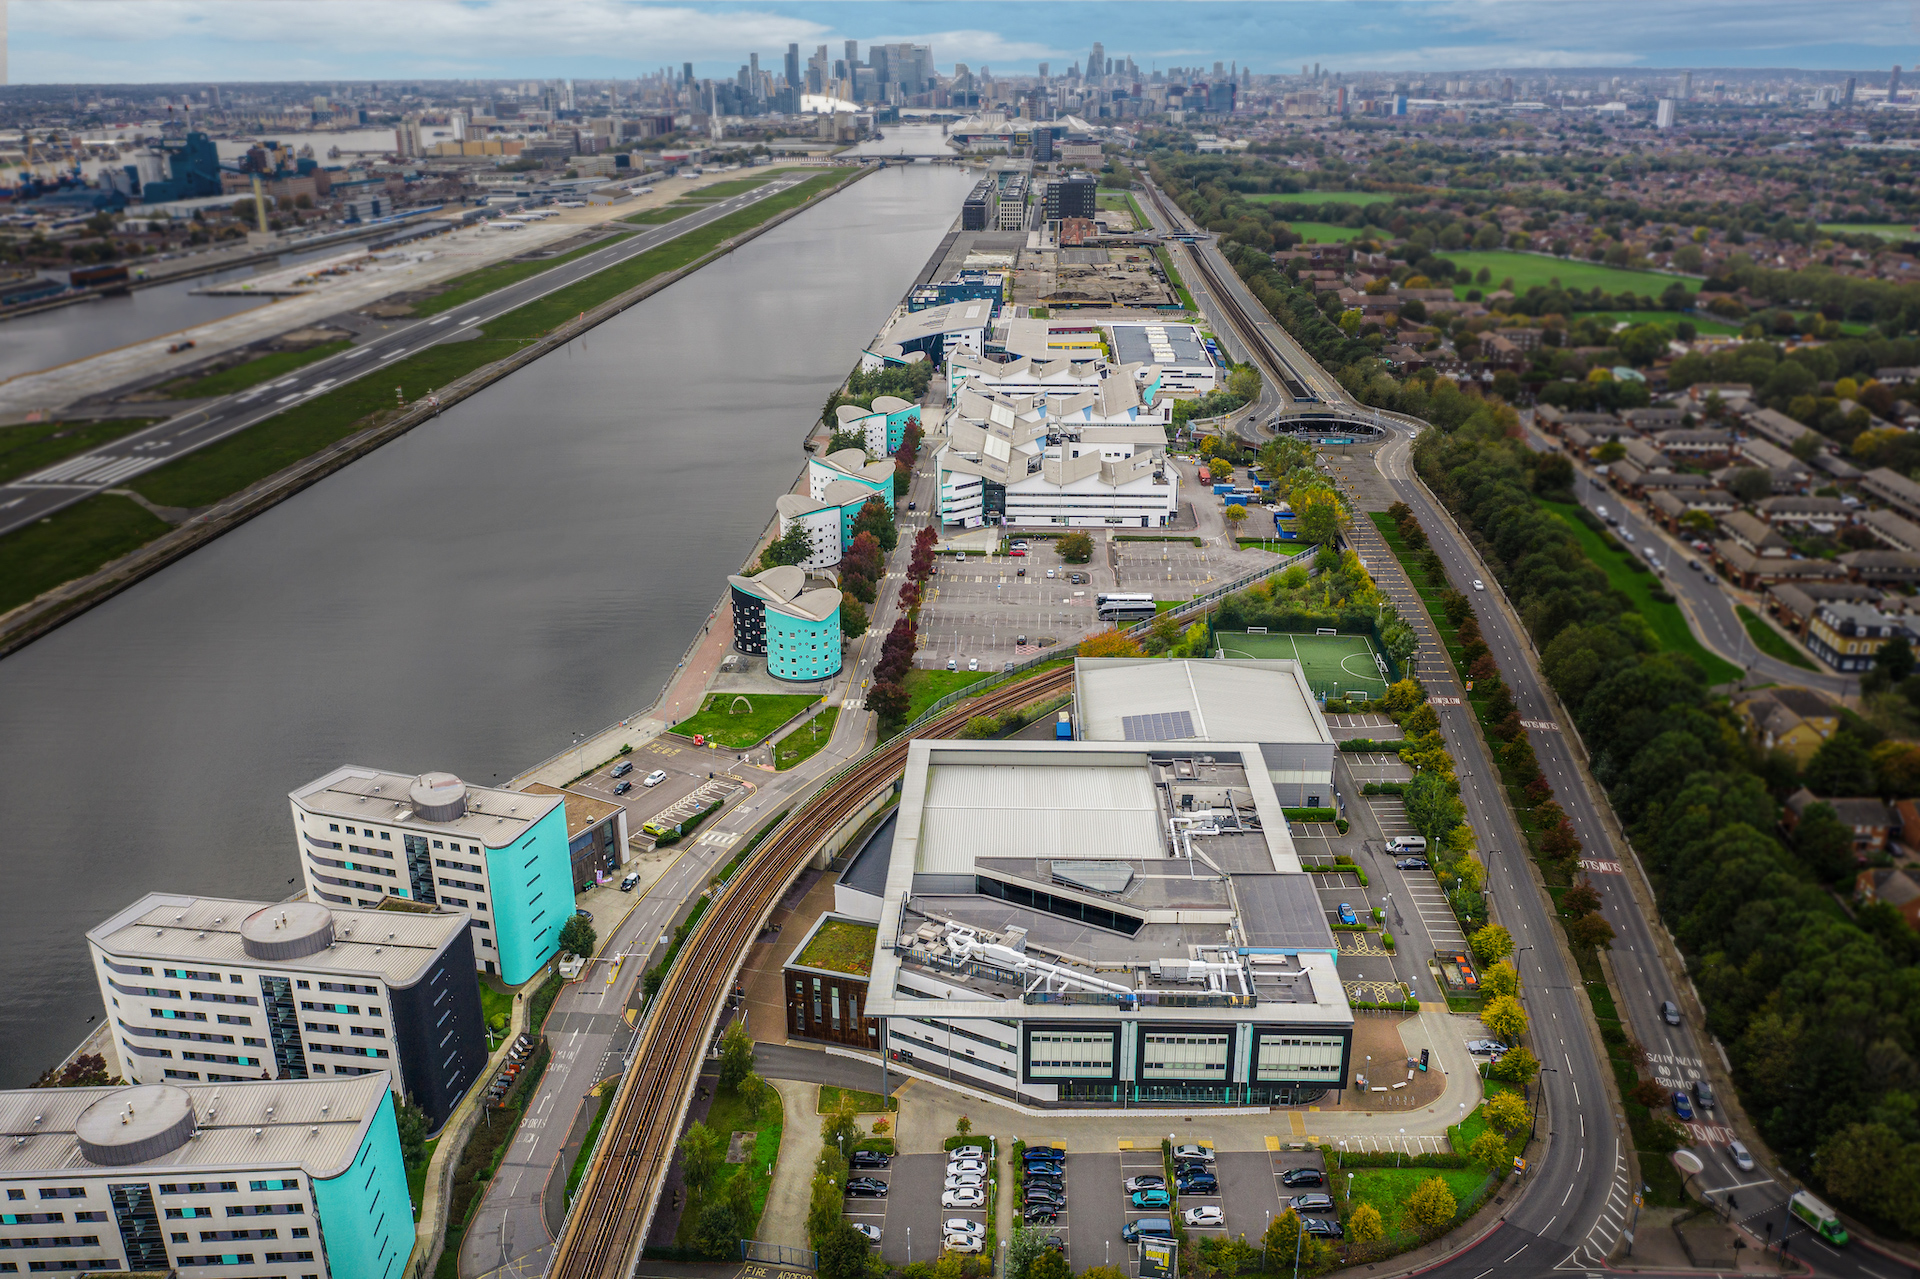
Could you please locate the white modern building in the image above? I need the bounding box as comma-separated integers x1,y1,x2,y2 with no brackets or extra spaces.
0,1073,411,1279
838,738,1354,1106
861,300,992,371
774,493,847,570
1074,659,1339,806
289,769,572,986
1108,321,1222,397
938,423,1178,528
89,895,486,1129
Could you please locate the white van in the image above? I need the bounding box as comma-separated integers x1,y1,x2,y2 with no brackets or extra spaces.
1386,836,1429,855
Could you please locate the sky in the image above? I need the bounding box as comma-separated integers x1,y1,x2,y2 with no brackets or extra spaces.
7,0,1920,86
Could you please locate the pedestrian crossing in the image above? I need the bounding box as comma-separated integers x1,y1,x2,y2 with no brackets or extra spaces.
22,453,166,486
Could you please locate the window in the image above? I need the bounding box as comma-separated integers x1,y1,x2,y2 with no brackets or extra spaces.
160,1182,238,1195
35,1190,84,1201
1027,1031,1116,1079
1141,1033,1230,1080
328,824,338,832
248,1181,300,1193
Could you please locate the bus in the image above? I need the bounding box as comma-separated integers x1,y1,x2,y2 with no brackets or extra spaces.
1788,1192,1848,1247
1096,593,1157,623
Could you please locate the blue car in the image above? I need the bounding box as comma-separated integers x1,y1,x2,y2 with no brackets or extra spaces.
1672,1091,1695,1122
1131,1189,1171,1209
1338,903,1358,925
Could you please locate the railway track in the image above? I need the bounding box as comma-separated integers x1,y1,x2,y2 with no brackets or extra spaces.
550,664,1076,1279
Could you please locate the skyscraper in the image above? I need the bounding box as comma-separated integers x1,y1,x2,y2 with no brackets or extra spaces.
786,43,801,90
845,40,859,72
1038,62,1049,81
683,62,693,85
1845,76,1858,106
1893,66,1905,103
1087,42,1105,82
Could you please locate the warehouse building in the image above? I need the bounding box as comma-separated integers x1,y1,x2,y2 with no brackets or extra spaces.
89,894,485,1129
289,768,571,985
0,1073,410,1279
830,738,1352,1106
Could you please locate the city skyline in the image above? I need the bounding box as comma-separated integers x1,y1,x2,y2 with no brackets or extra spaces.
8,0,1920,85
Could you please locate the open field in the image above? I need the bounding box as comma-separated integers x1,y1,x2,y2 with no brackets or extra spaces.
1568,309,1741,334
412,231,634,317
1819,222,1919,239
902,666,992,721
773,705,840,770
622,207,695,225
1434,251,1702,299
1279,221,1377,242
1246,191,1398,207
0,416,158,485
672,691,821,748
0,494,170,615
1344,1166,1491,1233
1736,604,1818,670
1540,501,1741,683
1214,630,1389,699
164,341,354,398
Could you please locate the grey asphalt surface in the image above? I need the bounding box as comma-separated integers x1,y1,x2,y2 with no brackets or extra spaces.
0,174,813,539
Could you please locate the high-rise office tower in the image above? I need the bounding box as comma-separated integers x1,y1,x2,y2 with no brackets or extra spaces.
1679,70,1692,99
786,43,801,89
1844,76,1857,106
845,40,859,72
1892,66,1904,102
1038,62,1049,81
683,62,693,85
1087,42,1105,81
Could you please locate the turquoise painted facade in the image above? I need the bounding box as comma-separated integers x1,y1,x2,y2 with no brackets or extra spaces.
313,1089,411,1279
484,802,572,985
766,605,842,681
835,490,886,548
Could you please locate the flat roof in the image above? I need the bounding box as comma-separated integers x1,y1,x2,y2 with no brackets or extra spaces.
916,757,1164,874
525,781,621,840
1109,321,1211,368
292,765,562,851
1075,658,1334,747
89,893,470,987
0,1073,390,1179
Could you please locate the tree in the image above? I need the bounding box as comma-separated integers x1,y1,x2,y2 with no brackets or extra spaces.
1871,739,1920,798
1079,627,1145,658
1593,440,1627,464
1815,1123,1920,1235
819,1220,879,1279
1792,801,1857,881
1403,1176,1458,1233
1224,504,1248,539
1482,993,1529,1044
1004,1225,1049,1279
694,1197,740,1260
760,523,815,571
852,497,898,553
1469,922,1513,966
1482,959,1520,1000
1345,1200,1385,1245
1568,912,1617,951
1228,363,1262,402
1677,509,1717,537
718,1021,755,1093
1294,484,1346,546
396,1098,430,1167
1469,1130,1510,1169
1806,732,1875,797
1561,878,1602,918
1727,467,1775,504
954,1114,972,1138
1485,1091,1531,1139
1263,1208,1301,1265
681,1121,722,1203
1643,1115,1688,1154
1489,1044,1540,1084
559,914,596,958
866,682,909,734
821,1094,860,1156
1402,772,1465,841
840,597,868,638
1057,531,1094,563
1028,1249,1071,1279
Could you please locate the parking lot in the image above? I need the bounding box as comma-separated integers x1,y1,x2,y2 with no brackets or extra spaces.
874,1150,994,1267
1110,538,1282,598
917,547,1106,670
565,736,748,840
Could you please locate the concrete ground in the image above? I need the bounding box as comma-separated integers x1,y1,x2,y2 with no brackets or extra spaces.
758,1079,826,1249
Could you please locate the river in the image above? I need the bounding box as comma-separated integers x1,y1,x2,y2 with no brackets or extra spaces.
0,154,975,1086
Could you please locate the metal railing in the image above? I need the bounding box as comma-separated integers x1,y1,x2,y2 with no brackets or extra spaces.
740,1241,818,1269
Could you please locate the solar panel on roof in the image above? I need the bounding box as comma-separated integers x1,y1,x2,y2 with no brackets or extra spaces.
1120,709,1196,741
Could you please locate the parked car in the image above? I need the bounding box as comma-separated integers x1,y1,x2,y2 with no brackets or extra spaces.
1024,1149,1065,1166
1661,1000,1682,1026
620,871,640,891
611,761,634,777
1280,1168,1325,1188
1184,1206,1225,1228
1302,1217,1345,1238
846,1179,888,1198
948,1159,988,1176
850,1151,891,1169
643,769,667,787
1023,1207,1059,1225
1472,579,1485,591
1124,1175,1166,1192
949,1146,985,1160
575,907,592,920
942,1188,985,1208
1289,1194,1335,1214
1395,857,1430,870
1069,572,1087,584
1178,1174,1218,1194
1131,1189,1171,1209
1730,1140,1755,1173
1046,568,1057,578
1023,1188,1066,1209
968,657,980,671
1123,1219,1175,1244
1338,903,1358,925
944,1173,985,1192
851,1223,880,1243
1042,1235,1068,1253
1011,545,1028,557
944,1219,985,1237
1672,1092,1695,1122
943,1233,983,1254
613,780,632,794
1172,1145,1215,1163
946,657,957,671
1467,1039,1505,1055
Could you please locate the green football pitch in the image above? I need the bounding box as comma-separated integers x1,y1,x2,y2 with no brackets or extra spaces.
1213,631,1388,700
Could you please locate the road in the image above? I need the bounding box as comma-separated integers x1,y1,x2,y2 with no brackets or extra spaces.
0,173,813,539
1533,428,1855,699
1152,176,1913,1279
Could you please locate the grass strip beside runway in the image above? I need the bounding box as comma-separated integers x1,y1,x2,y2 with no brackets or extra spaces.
0,416,159,485
412,230,636,317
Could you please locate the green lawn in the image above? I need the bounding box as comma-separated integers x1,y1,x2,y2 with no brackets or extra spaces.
794,919,878,977
564,1086,616,1201
1819,222,1919,239
0,494,171,615
132,338,525,509
1540,501,1741,683
673,692,821,748
406,1136,440,1216
902,666,992,721
163,341,354,398
477,973,513,1037
412,231,635,317
1343,1167,1490,1233
773,705,839,770
1245,190,1398,207
1567,309,1738,334
817,1086,896,1114
621,206,694,225
1434,251,1703,300
678,171,795,199
0,417,159,485
1154,246,1196,310
1736,604,1817,670
1280,221,1376,243
675,1080,782,1245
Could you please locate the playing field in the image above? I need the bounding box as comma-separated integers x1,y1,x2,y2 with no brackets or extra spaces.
1433,251,1702,301
1214,631,1389,700
1245,191,1398,207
